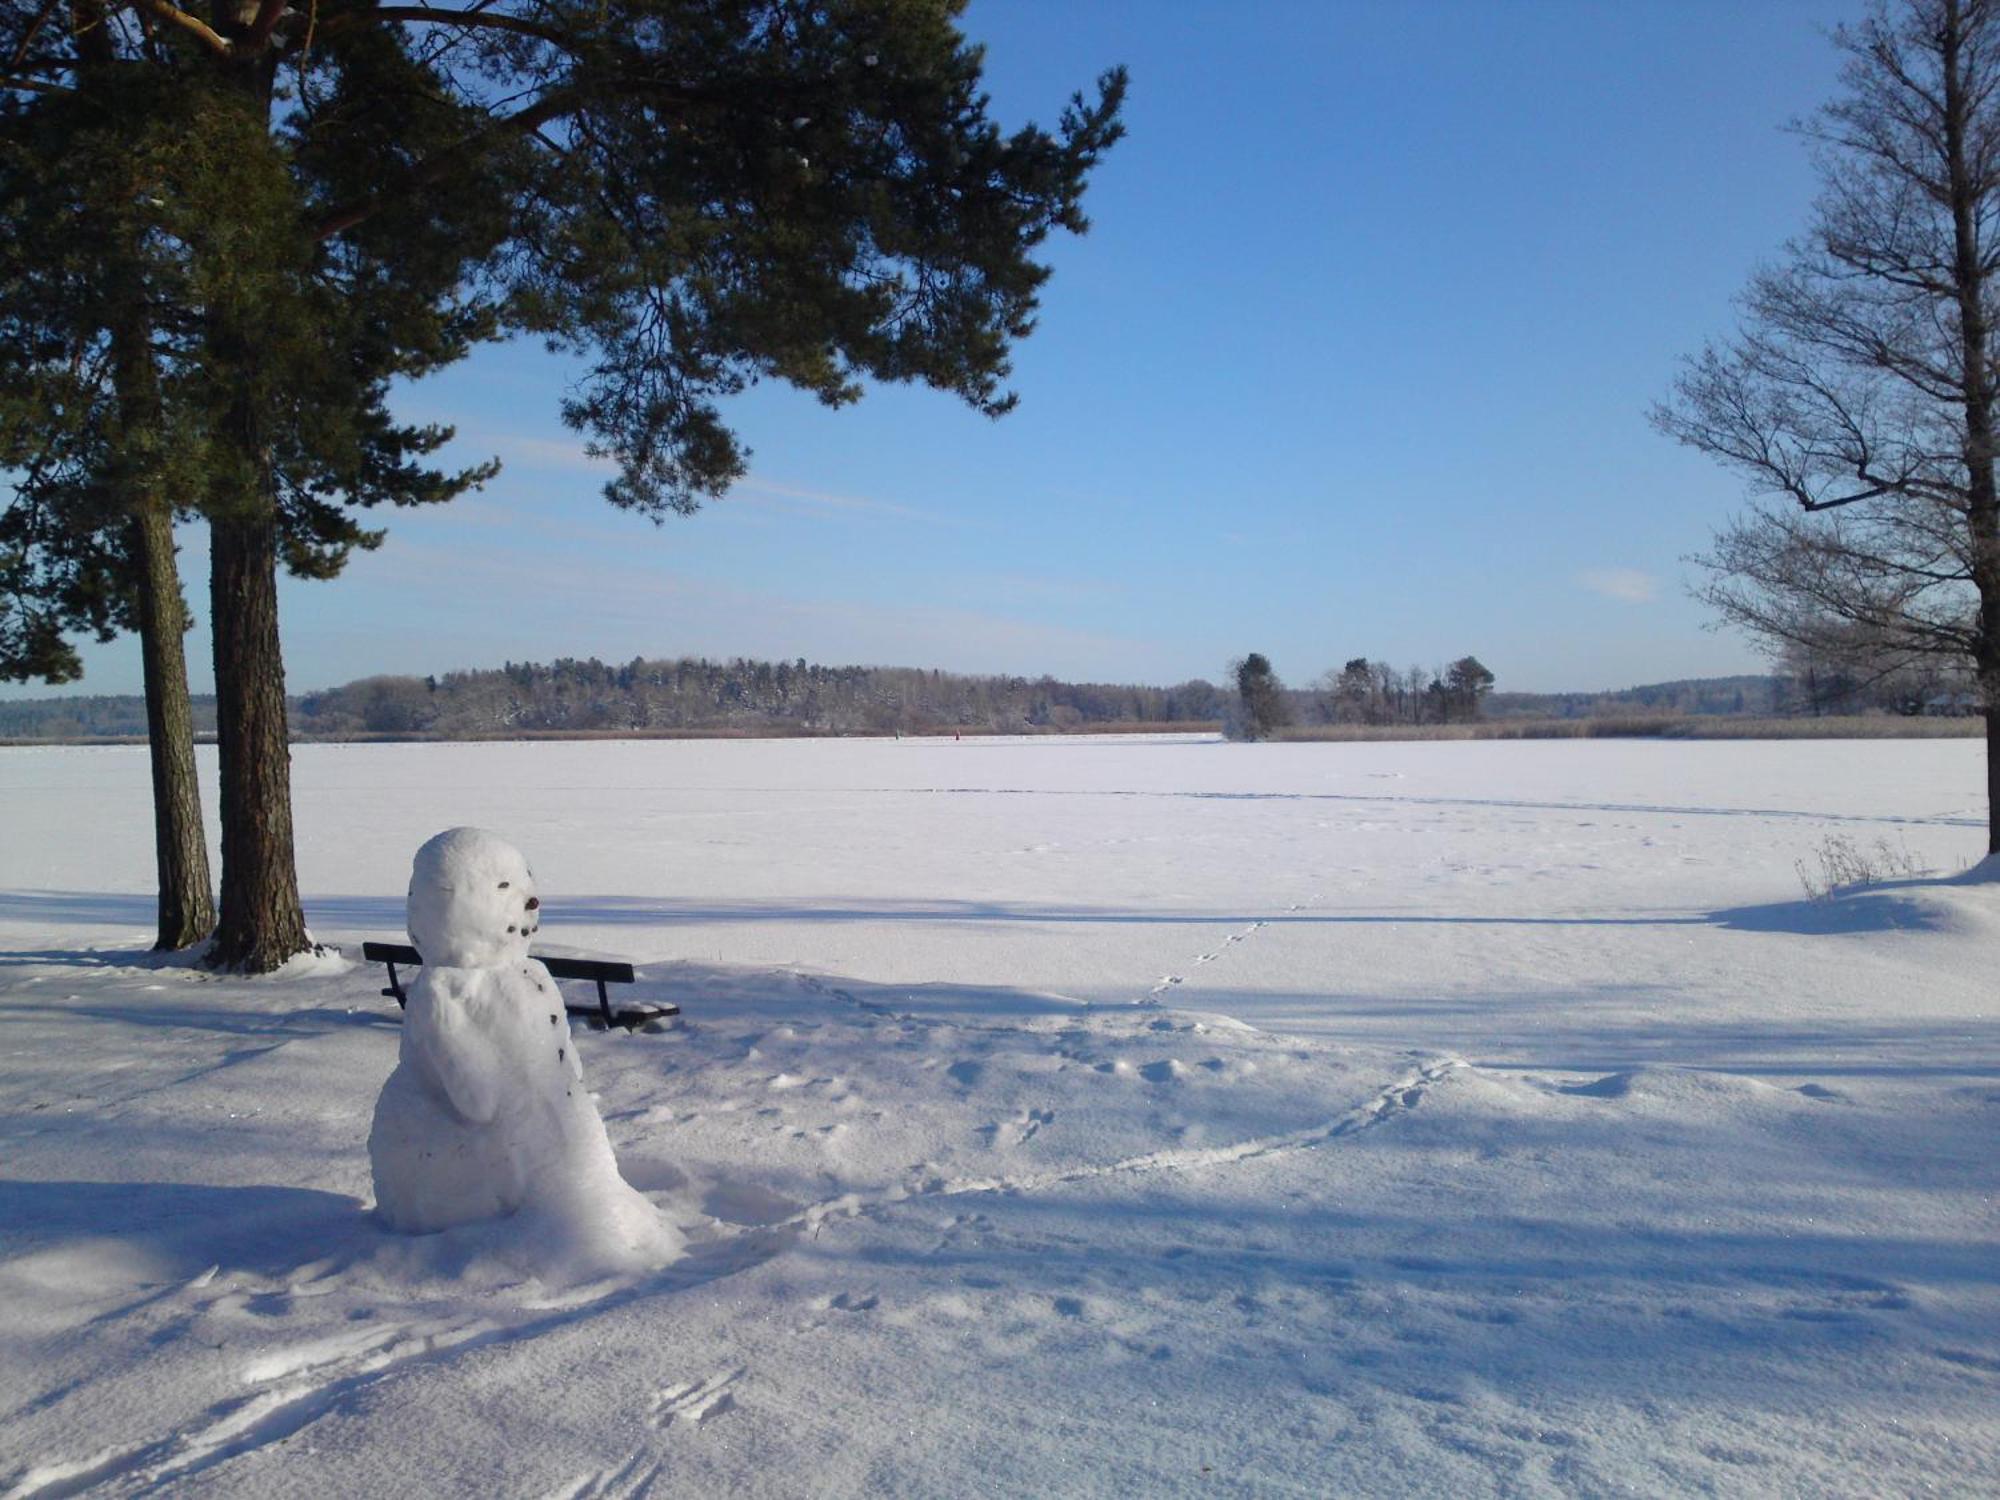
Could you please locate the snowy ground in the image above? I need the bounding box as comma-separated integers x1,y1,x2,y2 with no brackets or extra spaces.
0,734,1995,1497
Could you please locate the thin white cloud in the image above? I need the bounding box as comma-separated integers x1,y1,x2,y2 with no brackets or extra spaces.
1578,568,1658,604
733,475,980,530
339,534,1139,677
960,572,1124,604
471,432,614,474
455,433,967,530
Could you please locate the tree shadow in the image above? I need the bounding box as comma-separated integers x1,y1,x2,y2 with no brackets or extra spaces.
3,878,1986,952
1709,890,1957,935
0,1179,373,1284
1709,863,1995,935
852,780,1985,830
0,997,396,1037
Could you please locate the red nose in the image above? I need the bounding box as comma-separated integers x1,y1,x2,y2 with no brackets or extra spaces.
525,897,541,911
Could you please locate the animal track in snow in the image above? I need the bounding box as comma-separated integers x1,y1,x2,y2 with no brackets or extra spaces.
649,1368,743,1428
238,1323,408,1384
1139,895,1318,1005
946,1060,984,1088
789,1056,1463,1240
1932,1346,2000,1375
977,1108,1055,1148
4,1315,496,1499
1143,922,1265,1003
548,1452,667,1500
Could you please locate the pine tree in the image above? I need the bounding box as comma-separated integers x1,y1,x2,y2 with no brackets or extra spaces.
1445,656,1494,722
1232,653,1290,741
0,60,218,950
3,2,1123,970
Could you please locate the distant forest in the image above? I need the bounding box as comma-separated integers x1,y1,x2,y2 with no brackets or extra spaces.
0,651,1973,742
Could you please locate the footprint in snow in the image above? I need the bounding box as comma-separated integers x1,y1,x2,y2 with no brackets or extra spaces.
977,1108,1055,1147
651,1368,743,1428
945,1059,984,1088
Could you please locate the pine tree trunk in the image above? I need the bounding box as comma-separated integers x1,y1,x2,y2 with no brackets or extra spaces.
1985,705,2000,856
207,508,308,972
106,264,214,953
195,31,311,975
129,500,214,949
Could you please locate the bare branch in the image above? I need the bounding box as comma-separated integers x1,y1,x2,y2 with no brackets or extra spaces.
129,0,233,56
1800,485,1900,510
0,74,75,94
7,0,63,72
308,4,571,49
241,0,289,51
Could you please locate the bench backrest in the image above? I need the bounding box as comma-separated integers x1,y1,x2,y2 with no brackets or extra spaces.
360,940,635,986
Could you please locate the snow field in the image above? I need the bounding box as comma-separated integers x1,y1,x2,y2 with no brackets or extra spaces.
0,734,1995,1496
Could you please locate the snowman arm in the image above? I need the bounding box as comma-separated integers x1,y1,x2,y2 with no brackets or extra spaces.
411,977,505,1124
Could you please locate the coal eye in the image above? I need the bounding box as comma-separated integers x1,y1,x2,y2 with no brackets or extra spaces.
497,881,510,889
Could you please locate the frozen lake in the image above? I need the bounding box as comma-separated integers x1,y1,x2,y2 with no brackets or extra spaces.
1,735,1995,1496
4,733,1991,1066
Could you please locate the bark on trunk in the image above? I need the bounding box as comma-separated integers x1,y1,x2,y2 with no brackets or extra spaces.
206,508,308,972
130,500,215,948
1986,706,2000,857
201,37,310,974
1940,0,2000,854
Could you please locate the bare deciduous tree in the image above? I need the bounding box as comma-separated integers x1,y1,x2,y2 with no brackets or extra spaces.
1655,0,2000,850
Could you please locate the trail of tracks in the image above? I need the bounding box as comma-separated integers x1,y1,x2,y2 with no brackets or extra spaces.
1141,891,1319,1004
787,1052,1463,1240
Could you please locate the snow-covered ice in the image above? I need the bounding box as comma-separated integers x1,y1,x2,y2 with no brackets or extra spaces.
0,734,1994,1496
369,828,683,1277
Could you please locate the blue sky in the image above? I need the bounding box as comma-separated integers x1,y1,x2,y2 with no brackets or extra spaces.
24,0,1869,699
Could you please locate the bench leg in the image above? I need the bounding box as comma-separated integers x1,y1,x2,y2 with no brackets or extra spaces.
597,978,613,1026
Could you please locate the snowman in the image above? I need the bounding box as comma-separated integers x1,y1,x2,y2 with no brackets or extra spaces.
368,827,682,1274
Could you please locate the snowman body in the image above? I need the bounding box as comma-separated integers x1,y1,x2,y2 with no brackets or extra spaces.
369,829,680,1270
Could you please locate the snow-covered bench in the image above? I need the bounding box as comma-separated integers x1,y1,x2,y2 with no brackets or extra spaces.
362,941,678,1031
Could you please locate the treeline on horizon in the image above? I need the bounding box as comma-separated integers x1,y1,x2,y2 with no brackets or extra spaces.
0,650,1973,742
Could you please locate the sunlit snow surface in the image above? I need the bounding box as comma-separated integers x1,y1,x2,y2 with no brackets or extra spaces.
1,735,1995,1497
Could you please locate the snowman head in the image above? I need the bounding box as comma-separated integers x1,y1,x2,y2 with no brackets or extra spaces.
406,827,543,968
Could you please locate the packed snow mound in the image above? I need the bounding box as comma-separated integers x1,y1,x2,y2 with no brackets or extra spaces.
406,825,543,967
1554,1066,1808,1109
1949,852,2000,884
370,828,683,1281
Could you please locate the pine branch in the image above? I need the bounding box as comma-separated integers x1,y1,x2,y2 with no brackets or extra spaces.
315,84,583,240
310,4,571,49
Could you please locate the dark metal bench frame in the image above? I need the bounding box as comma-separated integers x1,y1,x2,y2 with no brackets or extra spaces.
362,941,678,1030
